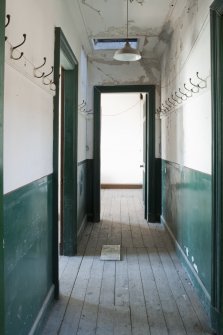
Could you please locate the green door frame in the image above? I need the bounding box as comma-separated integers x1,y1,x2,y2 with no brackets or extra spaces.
0,2,5,333
210,0,223,332
53,28,78,296
93,85,159,223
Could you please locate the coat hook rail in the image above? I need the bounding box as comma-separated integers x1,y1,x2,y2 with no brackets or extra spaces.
196,72,207,89
11,33,26,60
5,14,10,41
34,57,46,78
43,66,54,85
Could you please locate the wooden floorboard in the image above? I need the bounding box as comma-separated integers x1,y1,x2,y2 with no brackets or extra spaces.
41,189,212,335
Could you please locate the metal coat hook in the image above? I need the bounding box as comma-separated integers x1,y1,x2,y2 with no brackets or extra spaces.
43,66,54,85
34,57,46,78
162,103,169,112
156,107,162,116
178,88,187,101
11,33,26,60
196,72,207,89
189,78,199,93
5,14,10,27
171,94,180,104
161,107,167,115
79,100,86,107
168,98,176,106
5,14,10,41
50,81,56,92
165,100,172,109
175,91,183,102
184,84,193,97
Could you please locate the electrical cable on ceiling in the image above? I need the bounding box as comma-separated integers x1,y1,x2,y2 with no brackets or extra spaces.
102,100,141,117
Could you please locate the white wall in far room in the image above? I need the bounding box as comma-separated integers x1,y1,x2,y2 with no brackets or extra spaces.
101,93,145,185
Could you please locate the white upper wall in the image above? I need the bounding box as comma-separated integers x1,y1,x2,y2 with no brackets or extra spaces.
4,0,88,193
160,0,212,174
101,93,144,185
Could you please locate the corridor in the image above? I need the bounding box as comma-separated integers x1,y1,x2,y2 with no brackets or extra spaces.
42,190,211,335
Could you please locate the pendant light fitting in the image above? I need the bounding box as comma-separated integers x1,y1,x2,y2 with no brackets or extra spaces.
113,0,141,61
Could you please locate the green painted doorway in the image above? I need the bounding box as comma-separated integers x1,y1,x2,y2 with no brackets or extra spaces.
93,85,160,224
53,28,78,296
0,2,5,334
211,0,223,333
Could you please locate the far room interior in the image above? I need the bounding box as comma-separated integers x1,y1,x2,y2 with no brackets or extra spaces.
101,92,146,190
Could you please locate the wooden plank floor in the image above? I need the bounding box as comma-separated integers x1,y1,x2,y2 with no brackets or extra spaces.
41,189,212,335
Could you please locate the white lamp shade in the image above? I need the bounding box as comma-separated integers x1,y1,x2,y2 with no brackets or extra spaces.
113,41,141,61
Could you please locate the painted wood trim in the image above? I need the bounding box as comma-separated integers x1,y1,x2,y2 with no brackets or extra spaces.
93,85,160,223
210,3,223,332
63,70,78,255
78,159,88,166
210,0,223,15
28,285,55,335
101,184,143,189
0,2,5,334
93,87,101,223
53,28,78,296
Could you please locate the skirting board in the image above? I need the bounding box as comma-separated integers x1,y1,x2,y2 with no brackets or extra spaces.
78,214,88,239
28,285,55,335
161,216,211,316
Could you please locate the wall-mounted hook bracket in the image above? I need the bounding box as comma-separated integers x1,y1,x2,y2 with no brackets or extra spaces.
196,72,207,89
50,81,56,92
34,57,46,78
175,91,183,102
78,100,86,107
184,83,193,97
178,88,187,100
171,94,180,104
11,33,26,60
189,78,199,93
165,100,172,109
43,66,54,85
168,98,176,107
162,103,169,113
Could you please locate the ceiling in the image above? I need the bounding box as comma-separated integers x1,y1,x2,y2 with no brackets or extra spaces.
67,0,185,60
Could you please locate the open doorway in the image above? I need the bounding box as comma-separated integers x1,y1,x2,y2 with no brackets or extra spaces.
101,92,145,191
93,85,160,224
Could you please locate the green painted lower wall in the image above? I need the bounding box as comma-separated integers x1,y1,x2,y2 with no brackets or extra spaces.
4,175,53,335
86,159,94,221
77,160,88,236
162,160,212,309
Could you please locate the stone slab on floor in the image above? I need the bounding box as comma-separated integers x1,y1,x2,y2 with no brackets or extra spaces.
100,244,121,261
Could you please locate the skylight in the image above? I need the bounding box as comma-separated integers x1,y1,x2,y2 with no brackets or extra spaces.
92,38,139,50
